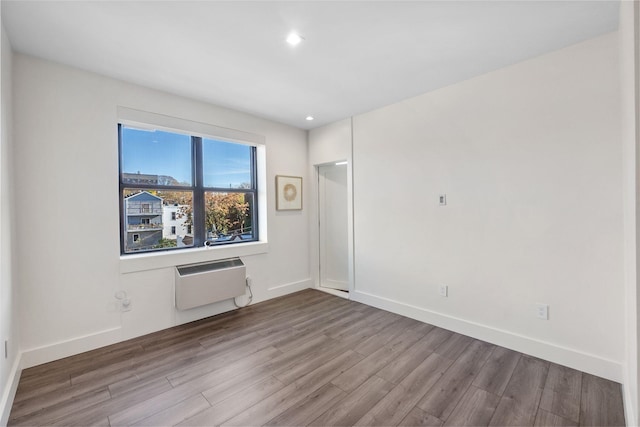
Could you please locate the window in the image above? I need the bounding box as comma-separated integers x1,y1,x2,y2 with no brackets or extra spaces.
119,125,258,254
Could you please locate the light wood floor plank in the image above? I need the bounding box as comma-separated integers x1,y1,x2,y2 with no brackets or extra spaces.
221,350,364,426
432,332,474,361
167,345,281,387
109,346,283,426
9,370,134,420
12,374,71,405
325,309,389,341
355,353,452,426
398,407,444,426
264,383,346,426
354,316,424,355
539,363,582,423
534,409,578,427
129,394,211,427
417,340,494,420
580,373,625,426
291,302,359,333
489,355,549,427
377,327,453,384
10,388,112,426
331,327,425,393
52,377,174,426
309,375,394,426
178,376,286,426
273,336,353,385
472,345,521,396
444,385,500,427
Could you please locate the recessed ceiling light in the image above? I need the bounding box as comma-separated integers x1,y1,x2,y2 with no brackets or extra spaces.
286,32,304,46
305,116,314,121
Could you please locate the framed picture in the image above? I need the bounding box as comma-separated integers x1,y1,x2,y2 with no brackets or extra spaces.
276,175,303,210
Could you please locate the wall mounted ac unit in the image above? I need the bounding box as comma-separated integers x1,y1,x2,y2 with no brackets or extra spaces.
175,258,246,310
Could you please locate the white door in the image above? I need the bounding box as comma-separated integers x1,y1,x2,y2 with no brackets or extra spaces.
318,163,349,291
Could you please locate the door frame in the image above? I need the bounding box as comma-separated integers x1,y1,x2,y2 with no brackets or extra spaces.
313,159,355,298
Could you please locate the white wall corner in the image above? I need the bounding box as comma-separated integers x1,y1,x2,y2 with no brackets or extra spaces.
20,327,122,370
624,365,638,427
267,278,313,298
0,352,21,426
352,290,624,383
619,0,640,424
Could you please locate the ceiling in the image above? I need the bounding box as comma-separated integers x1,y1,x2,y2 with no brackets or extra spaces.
1,1,620,130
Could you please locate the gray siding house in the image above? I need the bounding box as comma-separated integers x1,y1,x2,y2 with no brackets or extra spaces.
124,191,163,251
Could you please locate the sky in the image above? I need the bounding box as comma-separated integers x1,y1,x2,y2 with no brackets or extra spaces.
121,126,252,188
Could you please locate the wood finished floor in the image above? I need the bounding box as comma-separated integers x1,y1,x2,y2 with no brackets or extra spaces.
9,289,626,426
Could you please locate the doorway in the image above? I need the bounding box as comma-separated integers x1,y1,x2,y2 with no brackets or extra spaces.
318,162,349,293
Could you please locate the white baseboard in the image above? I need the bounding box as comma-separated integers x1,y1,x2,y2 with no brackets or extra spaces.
1,352,22,426
267,278,313,298
352,290,623,383
20,327,122,370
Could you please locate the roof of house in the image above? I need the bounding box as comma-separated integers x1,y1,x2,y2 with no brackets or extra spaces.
124,190,163,202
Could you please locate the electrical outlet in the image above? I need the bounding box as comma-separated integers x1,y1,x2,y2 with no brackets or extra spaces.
536,303,549,320
439,194,447,206
439,285,448,297
114,291,131,312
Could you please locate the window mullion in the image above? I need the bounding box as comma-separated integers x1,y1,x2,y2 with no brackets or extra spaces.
193,136,205,247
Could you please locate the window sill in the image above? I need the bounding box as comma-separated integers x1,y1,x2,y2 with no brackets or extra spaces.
120,241,268,274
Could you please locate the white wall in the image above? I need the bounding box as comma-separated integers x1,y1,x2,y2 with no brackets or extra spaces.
309,119,352,166
350,33,625,381
620,1,638,424
0,16,20,425
12,54,310,366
